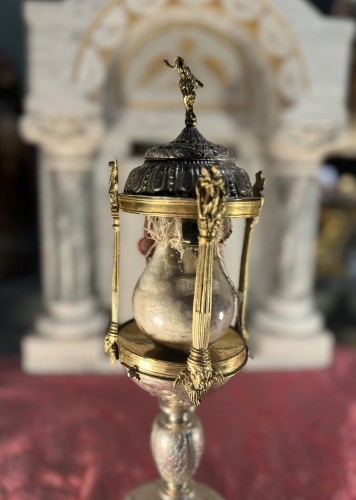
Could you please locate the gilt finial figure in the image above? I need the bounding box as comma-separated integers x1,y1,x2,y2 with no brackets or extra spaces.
164,57,204,127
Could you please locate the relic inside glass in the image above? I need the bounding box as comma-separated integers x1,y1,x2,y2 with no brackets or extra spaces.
133,217,236,352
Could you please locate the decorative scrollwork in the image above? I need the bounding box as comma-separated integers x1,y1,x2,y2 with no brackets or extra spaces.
145,126,234,161
124,126,253,199
164,57,204,127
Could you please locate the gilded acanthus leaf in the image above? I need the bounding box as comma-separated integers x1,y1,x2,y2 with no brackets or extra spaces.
174,359,223,406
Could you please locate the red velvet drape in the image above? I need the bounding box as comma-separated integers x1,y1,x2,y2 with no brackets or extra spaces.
0,348,355,499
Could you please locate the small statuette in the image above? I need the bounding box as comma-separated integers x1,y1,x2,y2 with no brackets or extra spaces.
252,170,265,198
164,57,204,127
109,159,119,212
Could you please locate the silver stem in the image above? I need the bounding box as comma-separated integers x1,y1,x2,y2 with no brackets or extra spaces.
126,397,223,500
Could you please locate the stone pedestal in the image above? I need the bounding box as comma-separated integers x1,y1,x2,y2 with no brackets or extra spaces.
248,124,336,370
20,114,114,373
22,335,113,374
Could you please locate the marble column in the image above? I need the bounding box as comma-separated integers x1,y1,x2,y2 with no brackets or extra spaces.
248,123,337,370
21,114,111,373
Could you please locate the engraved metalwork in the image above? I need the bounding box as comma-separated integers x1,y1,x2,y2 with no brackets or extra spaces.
125,399,222,500
174,167,226,405
152,400,203,494
164,57,204,127
144,126,233,161
124,126,254,199
117,320,247,382
252,170,265,198
119,193,262,218
104,159,120,366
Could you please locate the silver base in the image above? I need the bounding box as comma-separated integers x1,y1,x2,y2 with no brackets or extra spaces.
126,480,223,500
124,397,224,500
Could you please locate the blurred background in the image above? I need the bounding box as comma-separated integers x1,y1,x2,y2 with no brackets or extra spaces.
0,1,355,498
0,0,37,355
0,0,354,365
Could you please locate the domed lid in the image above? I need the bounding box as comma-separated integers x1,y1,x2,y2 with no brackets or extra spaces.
145,126,234,161
124,125,253,199
123,57,254,200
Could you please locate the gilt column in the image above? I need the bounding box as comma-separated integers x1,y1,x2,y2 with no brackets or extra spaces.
249,122,337,369
21,113,109,373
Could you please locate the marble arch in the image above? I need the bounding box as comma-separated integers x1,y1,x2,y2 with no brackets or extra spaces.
71,0,308,112
21,0,354,372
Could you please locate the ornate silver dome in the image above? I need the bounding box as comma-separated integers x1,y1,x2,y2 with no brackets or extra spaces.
124,126,253,199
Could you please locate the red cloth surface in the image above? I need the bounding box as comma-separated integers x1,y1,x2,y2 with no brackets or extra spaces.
0,348,356,500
